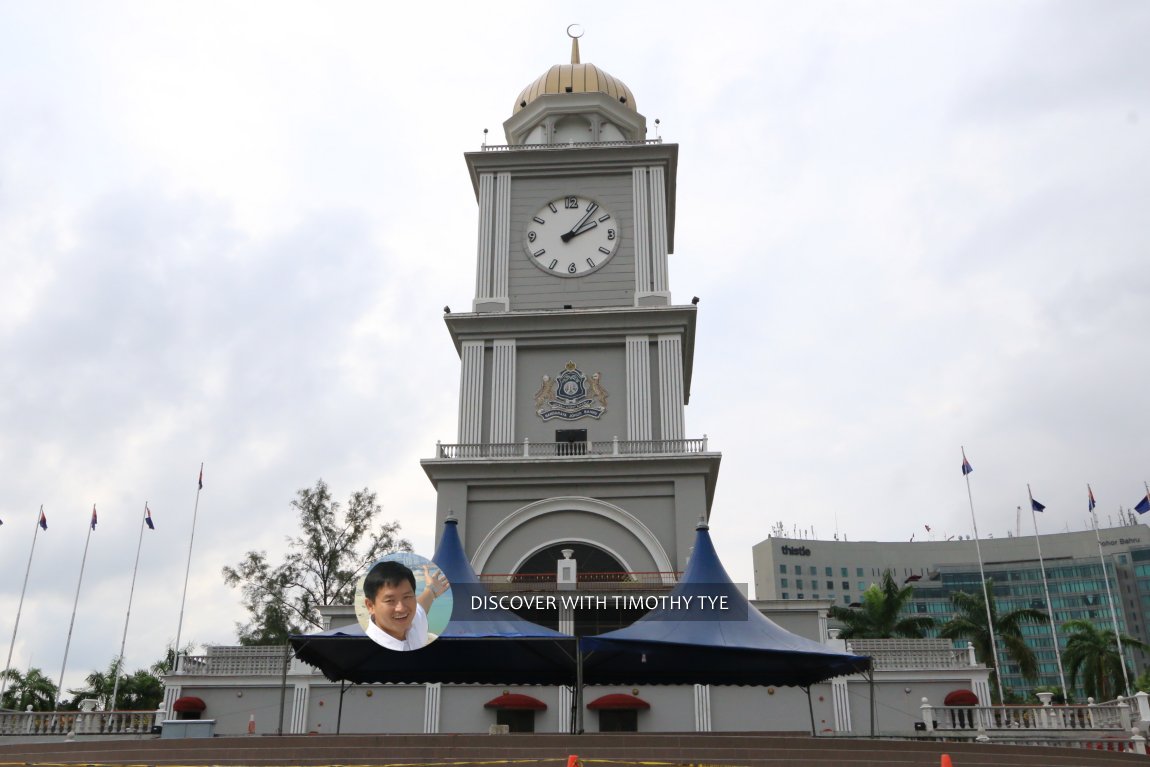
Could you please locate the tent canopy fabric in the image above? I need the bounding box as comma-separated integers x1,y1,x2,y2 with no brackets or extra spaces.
484,693,548,710
580,523,871,687
586,693,650,710
290,518,577,685
944,689,979,706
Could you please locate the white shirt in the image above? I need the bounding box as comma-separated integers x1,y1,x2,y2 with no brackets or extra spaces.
365,603,429,651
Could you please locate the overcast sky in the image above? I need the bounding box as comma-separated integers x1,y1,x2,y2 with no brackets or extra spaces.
1,1,1148,697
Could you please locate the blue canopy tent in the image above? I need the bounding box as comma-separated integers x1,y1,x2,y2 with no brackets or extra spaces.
581,521,871,687
578,521,872,733
290,518,578,690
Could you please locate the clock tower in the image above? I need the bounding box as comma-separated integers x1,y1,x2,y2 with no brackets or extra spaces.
422,32,720,627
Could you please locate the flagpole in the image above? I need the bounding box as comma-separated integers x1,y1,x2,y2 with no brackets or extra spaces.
173,464,203,672
1090,485,1131,697
56,507,96,711
0,506,45,706
1027,484,1068,701
110,502,148,711
961,447,1005,704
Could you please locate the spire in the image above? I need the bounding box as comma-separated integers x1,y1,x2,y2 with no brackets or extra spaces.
568,23,582,64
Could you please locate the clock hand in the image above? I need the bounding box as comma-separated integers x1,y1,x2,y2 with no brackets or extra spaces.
560,203,599,242
560,220,598,242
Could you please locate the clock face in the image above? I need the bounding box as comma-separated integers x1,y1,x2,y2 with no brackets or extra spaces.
524,195,620,278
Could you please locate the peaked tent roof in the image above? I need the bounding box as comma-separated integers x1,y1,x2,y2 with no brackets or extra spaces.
580,523,871,686
290,518,576,685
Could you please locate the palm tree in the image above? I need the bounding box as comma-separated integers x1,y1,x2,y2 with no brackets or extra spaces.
1061,619,1147,701
939,578,1047,696
0,667,58,711
828,570,934,639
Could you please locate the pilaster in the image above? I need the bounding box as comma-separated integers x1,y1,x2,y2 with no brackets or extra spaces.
459,341,485,446
657,334,684,441
625,335,652,440
693,684,712,731
490,339,516,443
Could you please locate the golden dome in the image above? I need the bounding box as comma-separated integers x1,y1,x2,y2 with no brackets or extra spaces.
513,35,637,114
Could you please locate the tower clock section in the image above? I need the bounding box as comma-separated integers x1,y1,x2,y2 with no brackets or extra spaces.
468,146,677,313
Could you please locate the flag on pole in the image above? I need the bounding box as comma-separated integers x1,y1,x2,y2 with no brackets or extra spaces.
145,505,155,530
39,509,48,529
1136,493,1150,515
961,450,973,476
198,465,204,490
1088,485,1097,512
1031,497,1046,512
90,505,98,530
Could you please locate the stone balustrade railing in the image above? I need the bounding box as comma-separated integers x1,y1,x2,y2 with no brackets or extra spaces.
0,708,163,736
433,436,710,460
919,692,1150,754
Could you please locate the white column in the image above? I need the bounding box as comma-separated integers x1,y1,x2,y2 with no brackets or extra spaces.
458,341,485,447
474,173,494,300
693,684,712,731
657,334,684,441
649,166,670,295
490,339,516,444
558,686,574,733
291,684,310,734
492,173,511,301
625,335,651,440
973,678,992,708
832,679,852,732
424,683,442,733
161,685,181,720
632,168,651,300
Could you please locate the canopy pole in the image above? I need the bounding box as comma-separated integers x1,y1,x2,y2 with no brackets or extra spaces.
575,643,585,734
337,680,348,734
868,668,876,738
804,685,815,736
277,642,291,735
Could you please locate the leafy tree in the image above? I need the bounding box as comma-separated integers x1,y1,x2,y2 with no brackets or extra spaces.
1061,619,1147,701
939,578,1047,697
1133,667,1150,695
222,479,410,644
0,667,58,711
827,570,934,639
60,656,166,711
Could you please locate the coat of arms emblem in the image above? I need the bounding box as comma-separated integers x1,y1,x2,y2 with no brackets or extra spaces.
535,362,608,421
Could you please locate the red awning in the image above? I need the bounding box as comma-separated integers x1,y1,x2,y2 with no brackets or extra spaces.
484,693,547,710
172,696,207,713
944,689,979,706
586,693,650,710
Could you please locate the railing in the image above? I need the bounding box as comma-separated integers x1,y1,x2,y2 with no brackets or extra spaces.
482,138,663,152
0,708,163,736
177,646,289,676
847,639,975,670
434,437,710,460
479,571,680,592
919,695,1146,753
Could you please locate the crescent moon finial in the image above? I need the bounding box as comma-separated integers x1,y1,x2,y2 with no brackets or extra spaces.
567,24,583,64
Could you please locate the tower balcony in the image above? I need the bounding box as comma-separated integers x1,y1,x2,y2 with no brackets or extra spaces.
431,436,709,460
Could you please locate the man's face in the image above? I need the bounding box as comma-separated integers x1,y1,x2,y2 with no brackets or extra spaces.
365,580,417,640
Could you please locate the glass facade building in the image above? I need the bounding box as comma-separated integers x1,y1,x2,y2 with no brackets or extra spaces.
753,523,1150,701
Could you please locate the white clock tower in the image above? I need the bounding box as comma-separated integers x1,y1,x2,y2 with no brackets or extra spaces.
422,33,720,629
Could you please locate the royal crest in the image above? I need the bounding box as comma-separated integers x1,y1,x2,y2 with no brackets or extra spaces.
535,361,608,421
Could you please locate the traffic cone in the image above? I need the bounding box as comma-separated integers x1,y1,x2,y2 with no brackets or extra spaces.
566,756,580,767
247,714,256,735
940,754,952,767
